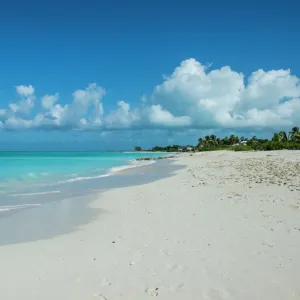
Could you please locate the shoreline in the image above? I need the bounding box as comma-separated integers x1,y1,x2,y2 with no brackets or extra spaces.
0,158,183,245
0,152,175,214
1,150,300,299
135,154,177,161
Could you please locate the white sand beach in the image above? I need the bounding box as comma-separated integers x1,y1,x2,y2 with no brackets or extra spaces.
1,150,300,299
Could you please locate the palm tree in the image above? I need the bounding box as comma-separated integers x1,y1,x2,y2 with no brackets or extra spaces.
209,135,217,147
291,127,299,134
229,134,237,145
279,131,288,142
210,134,216,141
204,135,210,147
197,138,204,147
272,133,280,142
251,136,257,142
294,133,300,142
290,127,299,141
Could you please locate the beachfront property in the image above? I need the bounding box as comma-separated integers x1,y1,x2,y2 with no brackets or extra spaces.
178,146,194,152
232,141,247,146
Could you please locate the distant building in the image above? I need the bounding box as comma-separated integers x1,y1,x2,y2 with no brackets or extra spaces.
178,147,193,152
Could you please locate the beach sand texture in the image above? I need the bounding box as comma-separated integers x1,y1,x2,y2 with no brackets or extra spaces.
1,150,300,299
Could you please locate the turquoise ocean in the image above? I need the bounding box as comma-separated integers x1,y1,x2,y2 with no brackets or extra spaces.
0,151,170,214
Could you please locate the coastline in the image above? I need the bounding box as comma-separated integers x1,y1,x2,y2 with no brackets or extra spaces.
1,150,300,299
0,152,175,216
0,158,182,245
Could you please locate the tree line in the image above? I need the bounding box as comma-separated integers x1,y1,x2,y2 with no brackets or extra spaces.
134,127,300,152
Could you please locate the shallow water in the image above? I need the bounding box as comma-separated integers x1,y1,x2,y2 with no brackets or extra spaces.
0,159,184,246
0,151,171,213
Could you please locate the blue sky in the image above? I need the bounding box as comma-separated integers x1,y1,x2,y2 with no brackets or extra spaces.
0,0,300,150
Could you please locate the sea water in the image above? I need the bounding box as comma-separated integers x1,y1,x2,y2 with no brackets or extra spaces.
0,151,171,215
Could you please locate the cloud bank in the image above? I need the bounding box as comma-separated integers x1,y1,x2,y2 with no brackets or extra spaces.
1,58,299,131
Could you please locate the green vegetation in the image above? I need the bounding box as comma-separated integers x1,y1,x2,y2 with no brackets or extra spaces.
197,134,241,148
134,146,142,151
196,127,300,152
151,145,191,152
252,141,300,151
135,127,300,153
230,145,254,152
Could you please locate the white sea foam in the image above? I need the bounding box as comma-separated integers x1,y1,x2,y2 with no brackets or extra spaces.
57,173,111,184
56,160,156,183
8,191,61,197
0,204,41,212
123,151,159,154
110,160,156,173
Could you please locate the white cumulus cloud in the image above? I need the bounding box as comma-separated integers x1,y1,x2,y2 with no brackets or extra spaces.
41,93,59,109
0,59,300,131
9,85,36,114
147,105,191,127
16,85,35,97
